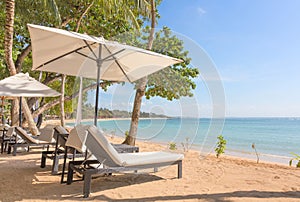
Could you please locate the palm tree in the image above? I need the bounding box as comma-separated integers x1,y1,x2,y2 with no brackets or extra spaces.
4,0,39,135
4,0,16,76
4,0,18,125
43,0,151,126
41,0,152,129
4,0,152,134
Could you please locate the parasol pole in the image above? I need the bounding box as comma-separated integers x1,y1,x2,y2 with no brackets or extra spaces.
19,97,22,127
94,45,102,126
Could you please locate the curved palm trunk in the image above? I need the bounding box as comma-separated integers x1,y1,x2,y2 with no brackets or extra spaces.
4,0,16,75
4,0,39,135
123,0,156,145
5,0,18,126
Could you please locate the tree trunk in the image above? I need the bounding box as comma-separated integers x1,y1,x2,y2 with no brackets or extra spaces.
60,74,66,127
4,0,39,135
22,99,39,135
5,0,18,126
11,99,19,126
4,0,16,75
123,77,147,145
123,0,156,145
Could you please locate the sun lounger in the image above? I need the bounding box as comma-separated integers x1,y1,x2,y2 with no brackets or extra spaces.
66,125,184,198
38,124,56,143
7,126,54,156
60,125,138,182
60,124,89,182
41,125,85,175
0,124,13,153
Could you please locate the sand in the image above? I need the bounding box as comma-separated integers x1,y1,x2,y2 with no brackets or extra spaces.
1,130,300,201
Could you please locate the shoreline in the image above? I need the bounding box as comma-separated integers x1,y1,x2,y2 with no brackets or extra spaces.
109,133,294,167
43,118,294,168
45,117,170,124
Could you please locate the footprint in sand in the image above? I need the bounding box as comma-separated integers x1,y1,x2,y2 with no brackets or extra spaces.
291,187,298,191
245,179,263,185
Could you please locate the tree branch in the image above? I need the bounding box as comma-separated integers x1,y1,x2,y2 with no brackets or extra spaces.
32,82,102,118
15,44,32,73
75,1,94,32
61,17,72,27
43,74,61,85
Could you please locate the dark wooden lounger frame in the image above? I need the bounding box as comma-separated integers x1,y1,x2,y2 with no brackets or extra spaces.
66,159,182,198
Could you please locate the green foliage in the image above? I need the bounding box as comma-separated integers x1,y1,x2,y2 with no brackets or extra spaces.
125,131,129,138
169,142,177,150
289,152,300,168
113,26,199,101
78,104,167,119
215,135,227,158
0,0,154,118
1,0,196,119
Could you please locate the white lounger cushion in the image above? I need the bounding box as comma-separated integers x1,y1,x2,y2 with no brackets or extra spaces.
65,124,88,153
87,125,184,167
38,127,55,143
87,125,124,166
119,151,184,167
15,127,49,144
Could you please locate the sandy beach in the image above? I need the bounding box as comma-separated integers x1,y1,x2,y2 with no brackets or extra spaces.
1,130,300,202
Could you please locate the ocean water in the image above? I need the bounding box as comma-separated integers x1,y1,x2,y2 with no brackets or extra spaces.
73,117,300,165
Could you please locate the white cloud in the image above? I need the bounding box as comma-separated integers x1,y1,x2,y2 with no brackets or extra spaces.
197,7,206,15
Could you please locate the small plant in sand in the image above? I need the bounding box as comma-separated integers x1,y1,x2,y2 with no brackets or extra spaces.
181,137,190,152
169,142,177,150
125,130,129,138
215,135,226,158
252,143,260,163
289,152,300,168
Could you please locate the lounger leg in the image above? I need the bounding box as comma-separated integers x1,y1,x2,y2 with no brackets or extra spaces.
13,144,17,156
66,163,74,185
41,153,46,168
60,147,68,183
178,161,182,179
7,145,11,154
3,142,7,153
51,155,59,175
83,172,92,198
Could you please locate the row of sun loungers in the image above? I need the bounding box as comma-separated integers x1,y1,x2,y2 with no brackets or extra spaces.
0,124,184,198
0,125,55,156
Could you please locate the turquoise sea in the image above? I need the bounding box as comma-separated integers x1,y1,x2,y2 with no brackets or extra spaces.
72,118,300,165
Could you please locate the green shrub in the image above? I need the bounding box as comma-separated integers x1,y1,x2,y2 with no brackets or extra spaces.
125,131,129,138
169,142,177,150
215,135,227,158
289,152,300,168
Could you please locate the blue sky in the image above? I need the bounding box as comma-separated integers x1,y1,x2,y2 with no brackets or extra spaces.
91,0,300,118
155,0,300,117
